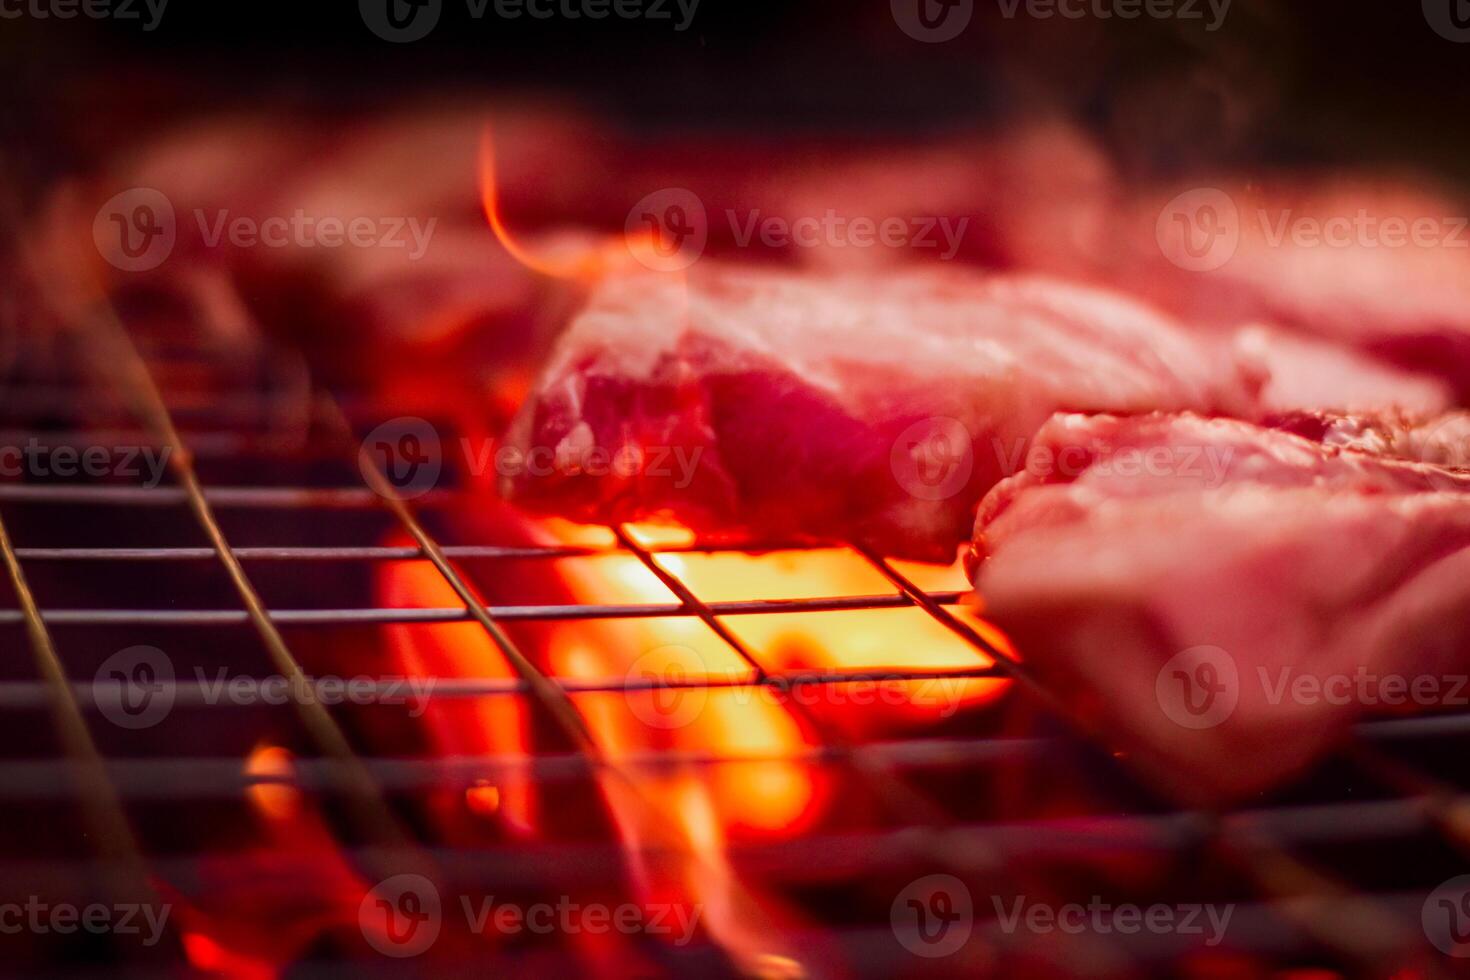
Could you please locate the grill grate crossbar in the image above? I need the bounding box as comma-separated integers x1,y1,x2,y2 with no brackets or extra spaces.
3,306,1468,975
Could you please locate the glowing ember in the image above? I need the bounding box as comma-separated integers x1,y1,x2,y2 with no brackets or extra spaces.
465,780,503,818
245,744,299,821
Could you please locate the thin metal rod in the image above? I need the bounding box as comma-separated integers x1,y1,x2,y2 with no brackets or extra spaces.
9,540,899,560
0,665,1002,708
0,509,152,902
338,401,605,758
613,525,995,846
334,395,820,972
0,737,1057,797
865,547,1431,974
612,525,769,678
78,303,419,862
14,544,602,561
0,595,967,627
0,483,393,507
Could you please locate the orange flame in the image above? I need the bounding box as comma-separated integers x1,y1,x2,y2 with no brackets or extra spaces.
375,512,1008,973
169,745,372,977
377,535,537,837
478,124,679,282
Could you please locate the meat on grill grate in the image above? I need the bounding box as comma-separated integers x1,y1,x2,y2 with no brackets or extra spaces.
503,264,1259,562
971,411,1470,801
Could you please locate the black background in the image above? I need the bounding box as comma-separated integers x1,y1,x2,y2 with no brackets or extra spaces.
2,0,1468,182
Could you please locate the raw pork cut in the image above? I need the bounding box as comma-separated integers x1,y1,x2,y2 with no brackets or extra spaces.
970,412,1470,801
1128,178,1470,398
502,265,1255,561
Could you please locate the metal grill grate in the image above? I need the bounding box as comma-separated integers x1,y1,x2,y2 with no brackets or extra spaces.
3,298,1469,977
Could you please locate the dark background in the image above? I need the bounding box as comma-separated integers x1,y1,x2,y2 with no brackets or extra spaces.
2,0,1468,185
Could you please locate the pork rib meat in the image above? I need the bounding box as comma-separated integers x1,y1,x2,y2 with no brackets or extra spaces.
502,266,1255,561
971,411,1470,802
